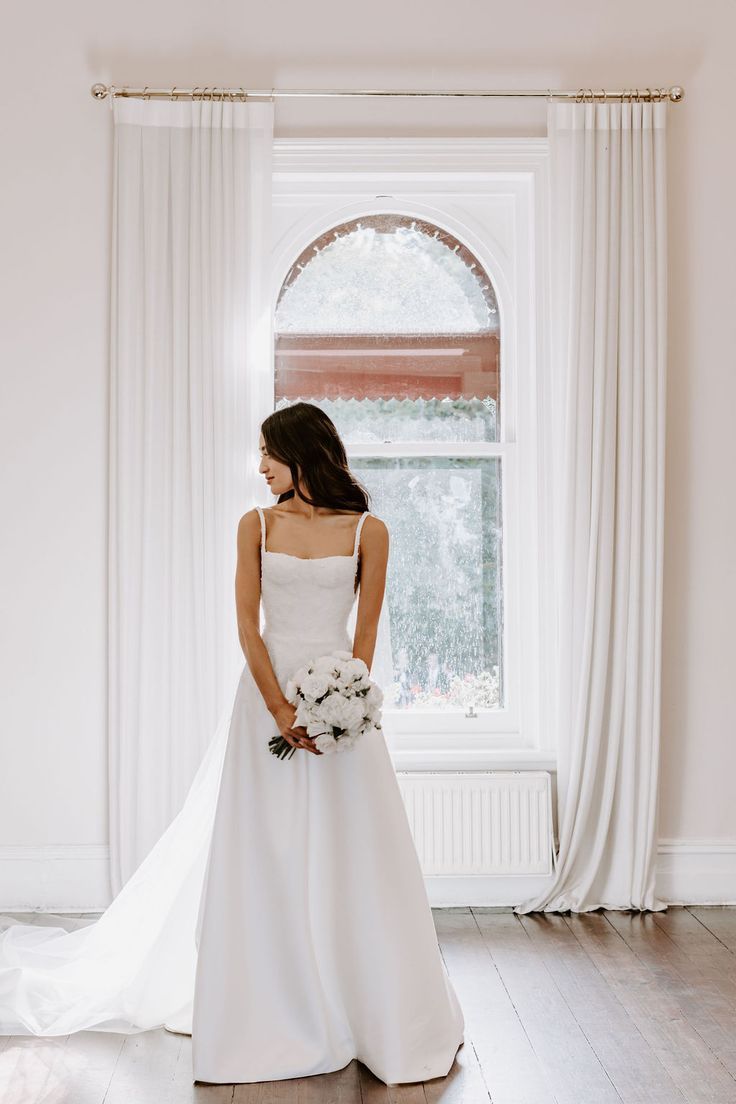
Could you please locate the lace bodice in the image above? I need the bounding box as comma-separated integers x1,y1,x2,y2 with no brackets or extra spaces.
255,506,372,688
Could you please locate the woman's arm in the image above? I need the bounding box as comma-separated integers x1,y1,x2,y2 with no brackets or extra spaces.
234,509,290,717
352,515,389,673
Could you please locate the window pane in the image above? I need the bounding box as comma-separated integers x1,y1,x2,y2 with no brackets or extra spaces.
275,216,497,334
274,215,500,443
351,456,504,713
275,395,496,444
272,214,506,719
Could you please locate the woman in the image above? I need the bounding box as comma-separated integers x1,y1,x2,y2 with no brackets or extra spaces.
191,402,465,1084
0,402,464,1088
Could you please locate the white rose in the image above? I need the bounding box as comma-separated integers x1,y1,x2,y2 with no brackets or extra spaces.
345,658,369,680
366,683,384,709
326,696,364,733
319,695,349,728
294,700,315,727
315,730,338,753
300,672,333,700
313,654,339,673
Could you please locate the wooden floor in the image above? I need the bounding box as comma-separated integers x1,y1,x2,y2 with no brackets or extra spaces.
2,905,736,1103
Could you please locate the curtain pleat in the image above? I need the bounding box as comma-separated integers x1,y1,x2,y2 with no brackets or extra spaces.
515,101,669,913
108,98,274,893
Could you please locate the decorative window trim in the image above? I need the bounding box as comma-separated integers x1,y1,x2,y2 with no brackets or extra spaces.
268,137,552,765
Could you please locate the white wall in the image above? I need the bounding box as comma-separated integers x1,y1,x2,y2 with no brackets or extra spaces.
1,0,734,899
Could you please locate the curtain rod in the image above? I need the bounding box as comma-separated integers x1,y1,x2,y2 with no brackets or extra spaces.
90,83,684,103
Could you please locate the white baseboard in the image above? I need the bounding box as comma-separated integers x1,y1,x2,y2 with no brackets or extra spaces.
0,845,111,913
425,839,736,907
0,839,734,913
654,838,736,906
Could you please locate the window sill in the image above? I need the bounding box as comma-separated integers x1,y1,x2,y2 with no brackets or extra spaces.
385,743,557,772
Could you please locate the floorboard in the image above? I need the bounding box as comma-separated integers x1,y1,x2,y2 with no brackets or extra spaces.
2,907,736,1103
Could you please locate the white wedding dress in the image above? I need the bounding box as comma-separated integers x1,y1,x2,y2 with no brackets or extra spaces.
0,507,464,1086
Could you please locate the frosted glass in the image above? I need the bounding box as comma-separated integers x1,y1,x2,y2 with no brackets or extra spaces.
275,220,498,335
352,457,504,714
275,396,497,443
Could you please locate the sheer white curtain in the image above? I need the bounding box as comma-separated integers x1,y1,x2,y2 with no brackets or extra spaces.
108,96,274,892
515,100,669,913
0,96,275,1037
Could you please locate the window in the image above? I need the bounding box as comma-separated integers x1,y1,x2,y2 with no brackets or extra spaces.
269,137,548,761
274,215,504,723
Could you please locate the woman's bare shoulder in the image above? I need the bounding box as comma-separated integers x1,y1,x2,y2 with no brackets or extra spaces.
362,512,389,546
237,508,262,544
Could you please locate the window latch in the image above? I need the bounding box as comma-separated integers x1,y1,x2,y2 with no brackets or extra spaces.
465,703,478,718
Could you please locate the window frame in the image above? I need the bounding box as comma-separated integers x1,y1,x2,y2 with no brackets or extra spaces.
267,137,554,771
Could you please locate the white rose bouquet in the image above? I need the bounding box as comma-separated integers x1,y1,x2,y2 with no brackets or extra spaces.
268,649,384,760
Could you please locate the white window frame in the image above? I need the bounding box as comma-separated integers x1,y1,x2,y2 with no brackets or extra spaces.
268,138,554,772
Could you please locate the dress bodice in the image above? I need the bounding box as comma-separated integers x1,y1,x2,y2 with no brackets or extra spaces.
255,506,371,689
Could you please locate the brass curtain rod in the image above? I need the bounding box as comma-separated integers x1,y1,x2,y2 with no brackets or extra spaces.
91,83,684,103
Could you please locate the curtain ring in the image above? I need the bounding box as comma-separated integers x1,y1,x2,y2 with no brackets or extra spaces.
142,85,150,101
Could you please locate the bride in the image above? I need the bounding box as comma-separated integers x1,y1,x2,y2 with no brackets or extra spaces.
0,401,465,1087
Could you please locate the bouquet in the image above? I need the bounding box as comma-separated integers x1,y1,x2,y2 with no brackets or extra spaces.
268,649,384,760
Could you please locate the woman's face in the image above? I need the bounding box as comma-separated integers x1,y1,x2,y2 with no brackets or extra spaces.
258,432,295,497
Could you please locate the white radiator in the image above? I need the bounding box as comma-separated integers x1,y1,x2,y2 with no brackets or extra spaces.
396,771,553,876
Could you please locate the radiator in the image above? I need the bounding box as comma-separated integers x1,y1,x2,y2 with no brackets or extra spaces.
396,771,553,876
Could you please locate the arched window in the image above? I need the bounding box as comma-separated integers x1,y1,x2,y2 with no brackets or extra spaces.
274,214,504,717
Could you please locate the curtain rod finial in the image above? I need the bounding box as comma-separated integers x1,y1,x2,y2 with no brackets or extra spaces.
669,85,684,102
91,83,109,99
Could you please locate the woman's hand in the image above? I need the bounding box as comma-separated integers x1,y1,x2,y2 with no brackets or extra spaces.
271,702,323,755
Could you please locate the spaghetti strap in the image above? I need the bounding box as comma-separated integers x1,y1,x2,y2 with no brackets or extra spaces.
255,505,266,553
353,511,371,557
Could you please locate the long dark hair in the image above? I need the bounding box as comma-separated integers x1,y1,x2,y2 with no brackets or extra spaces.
260,402,371,512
